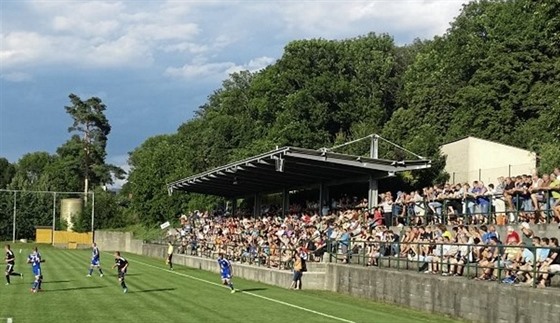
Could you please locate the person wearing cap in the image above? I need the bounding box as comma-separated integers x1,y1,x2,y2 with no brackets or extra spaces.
520,223,534,247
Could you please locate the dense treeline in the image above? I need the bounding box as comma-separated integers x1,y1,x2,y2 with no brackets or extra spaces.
0,95,125,240
1,0,559,239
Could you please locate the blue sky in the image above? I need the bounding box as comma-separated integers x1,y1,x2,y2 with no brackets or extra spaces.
1,0,469,174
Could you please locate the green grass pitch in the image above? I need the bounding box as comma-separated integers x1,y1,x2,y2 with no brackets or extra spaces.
1,244,461,323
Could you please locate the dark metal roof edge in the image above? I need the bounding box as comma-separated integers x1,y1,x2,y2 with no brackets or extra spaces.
167,146,293,187
285,147,431,166
168,146,431,190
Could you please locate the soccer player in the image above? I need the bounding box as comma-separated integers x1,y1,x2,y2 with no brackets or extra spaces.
112,251,129,293
5,244,23,285
87,242,104,277
166,241,174,270
217,253,235,293
27,247,44,293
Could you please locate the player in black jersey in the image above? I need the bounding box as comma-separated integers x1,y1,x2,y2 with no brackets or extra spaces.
112,251,129,293
5,244,23,285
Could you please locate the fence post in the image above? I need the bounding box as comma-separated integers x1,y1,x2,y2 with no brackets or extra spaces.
545,190,551,222
508,164,511,177
466,244,471,278
52,192,57,246
91,191,95,243
532,249,537,288
12,191,17,243
478,169,482,181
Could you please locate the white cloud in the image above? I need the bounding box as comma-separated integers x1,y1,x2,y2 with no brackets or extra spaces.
262,0,465,41
86,34,153,67
165,56,275,80
161,42,209,54
0,31,53,66
1,1,201,70
127,23,199,41
165,61,235,79
52,15,121,37
1,0,468,73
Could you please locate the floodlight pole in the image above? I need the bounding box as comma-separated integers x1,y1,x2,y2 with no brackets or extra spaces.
12,191,17,243
91,191,95,243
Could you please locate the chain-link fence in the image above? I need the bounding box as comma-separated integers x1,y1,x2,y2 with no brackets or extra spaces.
0,189,95,243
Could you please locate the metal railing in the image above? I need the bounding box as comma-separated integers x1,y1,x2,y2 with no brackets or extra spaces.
174,239,301,270
326,238,560,288
389,189,559,226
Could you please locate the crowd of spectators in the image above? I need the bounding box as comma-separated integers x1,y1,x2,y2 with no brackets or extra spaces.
167,168,560,288
382,168,560,227
361,223,560,288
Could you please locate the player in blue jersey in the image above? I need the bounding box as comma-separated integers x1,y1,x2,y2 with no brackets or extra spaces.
217,253,235,293
112,251,129,293
5,244,23,285
87,242,104,277
27,247,44,293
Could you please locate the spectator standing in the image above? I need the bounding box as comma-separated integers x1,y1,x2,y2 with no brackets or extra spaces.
166,241,174,270
339,226,352,264
380,193,394,227
290,254,303,290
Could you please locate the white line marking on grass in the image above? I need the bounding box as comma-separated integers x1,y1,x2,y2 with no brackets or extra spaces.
127,256,356,323
7,318,13,323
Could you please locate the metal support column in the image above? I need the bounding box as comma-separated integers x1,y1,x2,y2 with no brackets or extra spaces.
368,135,379,212
253,194,262,217
319,183,330,215
370,135,379,159
319,183,325,216
282,189,289,217
231,198,237,217
368,176,379,211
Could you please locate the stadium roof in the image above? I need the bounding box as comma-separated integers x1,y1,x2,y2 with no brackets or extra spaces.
167,146,431,198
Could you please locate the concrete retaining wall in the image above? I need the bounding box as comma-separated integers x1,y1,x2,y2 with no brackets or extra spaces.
94,231,325,290
326,264,560,323
141,243,326,290
94,230,560,322
142,243,166,259
94,231,142,253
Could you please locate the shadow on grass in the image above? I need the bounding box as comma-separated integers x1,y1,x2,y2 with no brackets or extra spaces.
43,280,71,284
43,286,107,292
239,288,267,292
129,288,176,294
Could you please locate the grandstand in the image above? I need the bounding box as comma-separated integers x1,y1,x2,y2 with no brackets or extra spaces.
165,139,560,322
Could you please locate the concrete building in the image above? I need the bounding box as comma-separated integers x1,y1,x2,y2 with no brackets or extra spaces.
441,136,537,185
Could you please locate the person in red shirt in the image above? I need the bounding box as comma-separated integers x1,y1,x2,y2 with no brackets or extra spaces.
506,226,520,243
373,207,383,227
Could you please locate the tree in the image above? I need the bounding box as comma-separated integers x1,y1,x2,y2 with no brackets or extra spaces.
126,135,193,225
5,152,57,239
64,94,124,196
0,157,15,189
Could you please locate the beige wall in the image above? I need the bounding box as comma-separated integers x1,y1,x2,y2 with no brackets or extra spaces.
441,137,536,185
